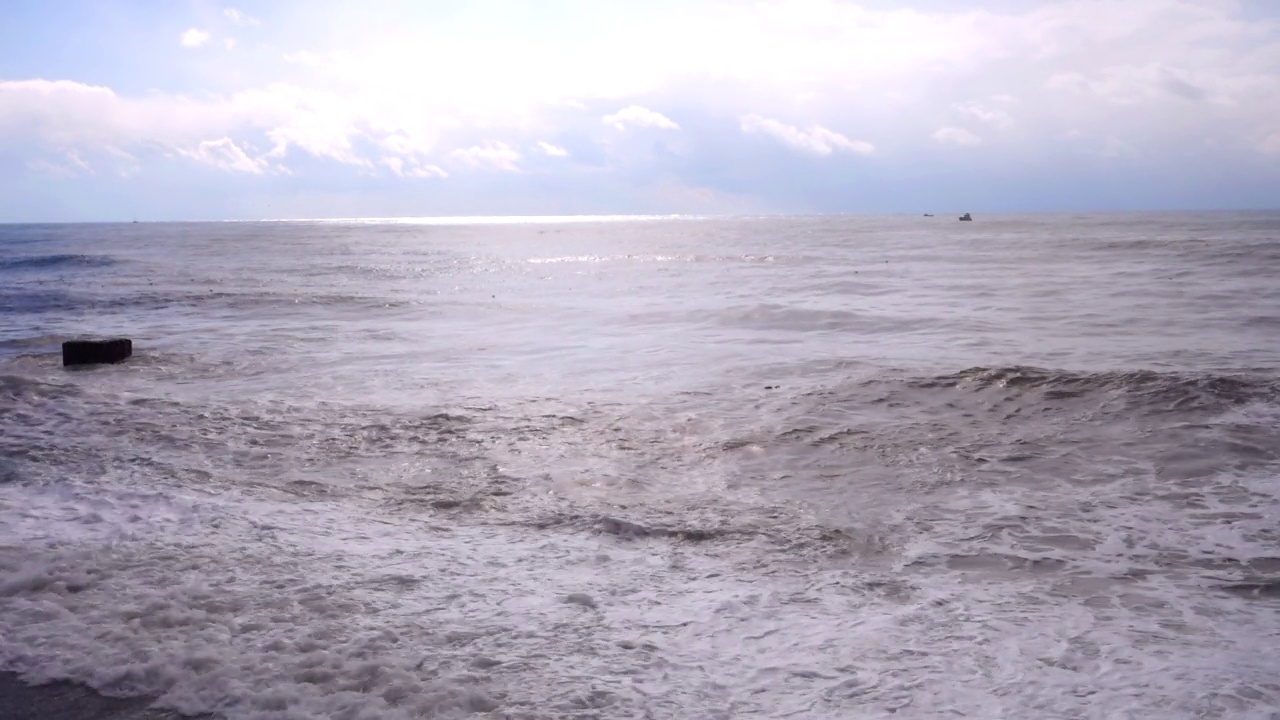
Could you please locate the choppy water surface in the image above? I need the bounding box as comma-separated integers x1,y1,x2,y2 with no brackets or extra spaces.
1,213,1278,719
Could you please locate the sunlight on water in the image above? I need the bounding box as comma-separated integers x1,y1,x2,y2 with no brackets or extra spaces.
260,214,704,225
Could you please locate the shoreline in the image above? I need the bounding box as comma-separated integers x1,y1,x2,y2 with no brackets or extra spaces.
0,673,215,720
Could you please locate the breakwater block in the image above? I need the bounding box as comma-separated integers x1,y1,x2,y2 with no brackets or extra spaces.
62,338,132,366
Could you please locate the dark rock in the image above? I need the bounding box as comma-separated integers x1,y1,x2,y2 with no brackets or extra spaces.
959,213,973,221
62,338,132,366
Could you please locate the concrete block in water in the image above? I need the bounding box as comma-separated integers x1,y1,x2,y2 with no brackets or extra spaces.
62,338,132,366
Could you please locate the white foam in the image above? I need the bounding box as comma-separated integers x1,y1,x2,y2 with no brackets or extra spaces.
4,472,1280,719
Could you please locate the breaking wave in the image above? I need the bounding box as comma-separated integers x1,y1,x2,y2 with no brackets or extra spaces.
907,365,1278,415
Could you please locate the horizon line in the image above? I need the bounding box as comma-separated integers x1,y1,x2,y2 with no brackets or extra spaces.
2,208,1278,225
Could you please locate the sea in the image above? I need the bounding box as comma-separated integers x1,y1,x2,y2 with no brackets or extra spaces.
0,213,1278,720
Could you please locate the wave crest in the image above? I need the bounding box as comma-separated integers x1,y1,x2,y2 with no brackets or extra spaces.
911,365,1276,413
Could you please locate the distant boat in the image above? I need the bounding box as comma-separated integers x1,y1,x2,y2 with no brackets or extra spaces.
959,213,973,221
923,213,934,217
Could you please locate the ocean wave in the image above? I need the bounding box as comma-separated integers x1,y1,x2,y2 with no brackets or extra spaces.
908,365,1277,414
0,286,409,320
526,253,775,265
0,374,79,401
0,335,69,358
0,253,115,271
0,288,81,315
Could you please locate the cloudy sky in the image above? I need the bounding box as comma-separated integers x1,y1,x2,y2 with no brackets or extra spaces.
2,0,1278,220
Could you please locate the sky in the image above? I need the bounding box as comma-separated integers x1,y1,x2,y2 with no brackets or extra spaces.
1,0,1279,221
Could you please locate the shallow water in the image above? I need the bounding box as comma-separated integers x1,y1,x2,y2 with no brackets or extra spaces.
1,213,1278,719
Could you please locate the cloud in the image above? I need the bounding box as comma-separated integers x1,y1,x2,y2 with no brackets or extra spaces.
537,141,569,157
1047,63,1220,106
450,142,520,172
179,138,267,173
223,8,260,26
180,28,211,48
954,101,1013,129
740,114,874,156
933,127,983,146
240,84,383,167
64,150,92,173
380,156,447,178
5,0,1280,214
224,38,237,51
603,106,679,131
0,79,129,149
283,50,326,67
26,158,76,178
0,78,455,176
26,151,93,179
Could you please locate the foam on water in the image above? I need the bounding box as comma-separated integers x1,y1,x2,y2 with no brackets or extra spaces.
3,453,1279,718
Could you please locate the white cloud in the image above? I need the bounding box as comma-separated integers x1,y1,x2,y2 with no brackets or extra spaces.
0,79,129,149
224,38,237,50
265,119,364,166
603,106,679,131
4,0,1279,195
933,127,983,146
283,50,326,67
954,101,1013,129
247,85,373,167
223,8,260,26
180,28,211,48
64,150,91,173
179,138,267,173
450,142,520,172
406,165,446,178
380,156,447,178
26,151,93,178
26,158,75,178
0,79,455,174
740,114,874,156
375,128,448,159
537,141,569,157
1047,63,1223,106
